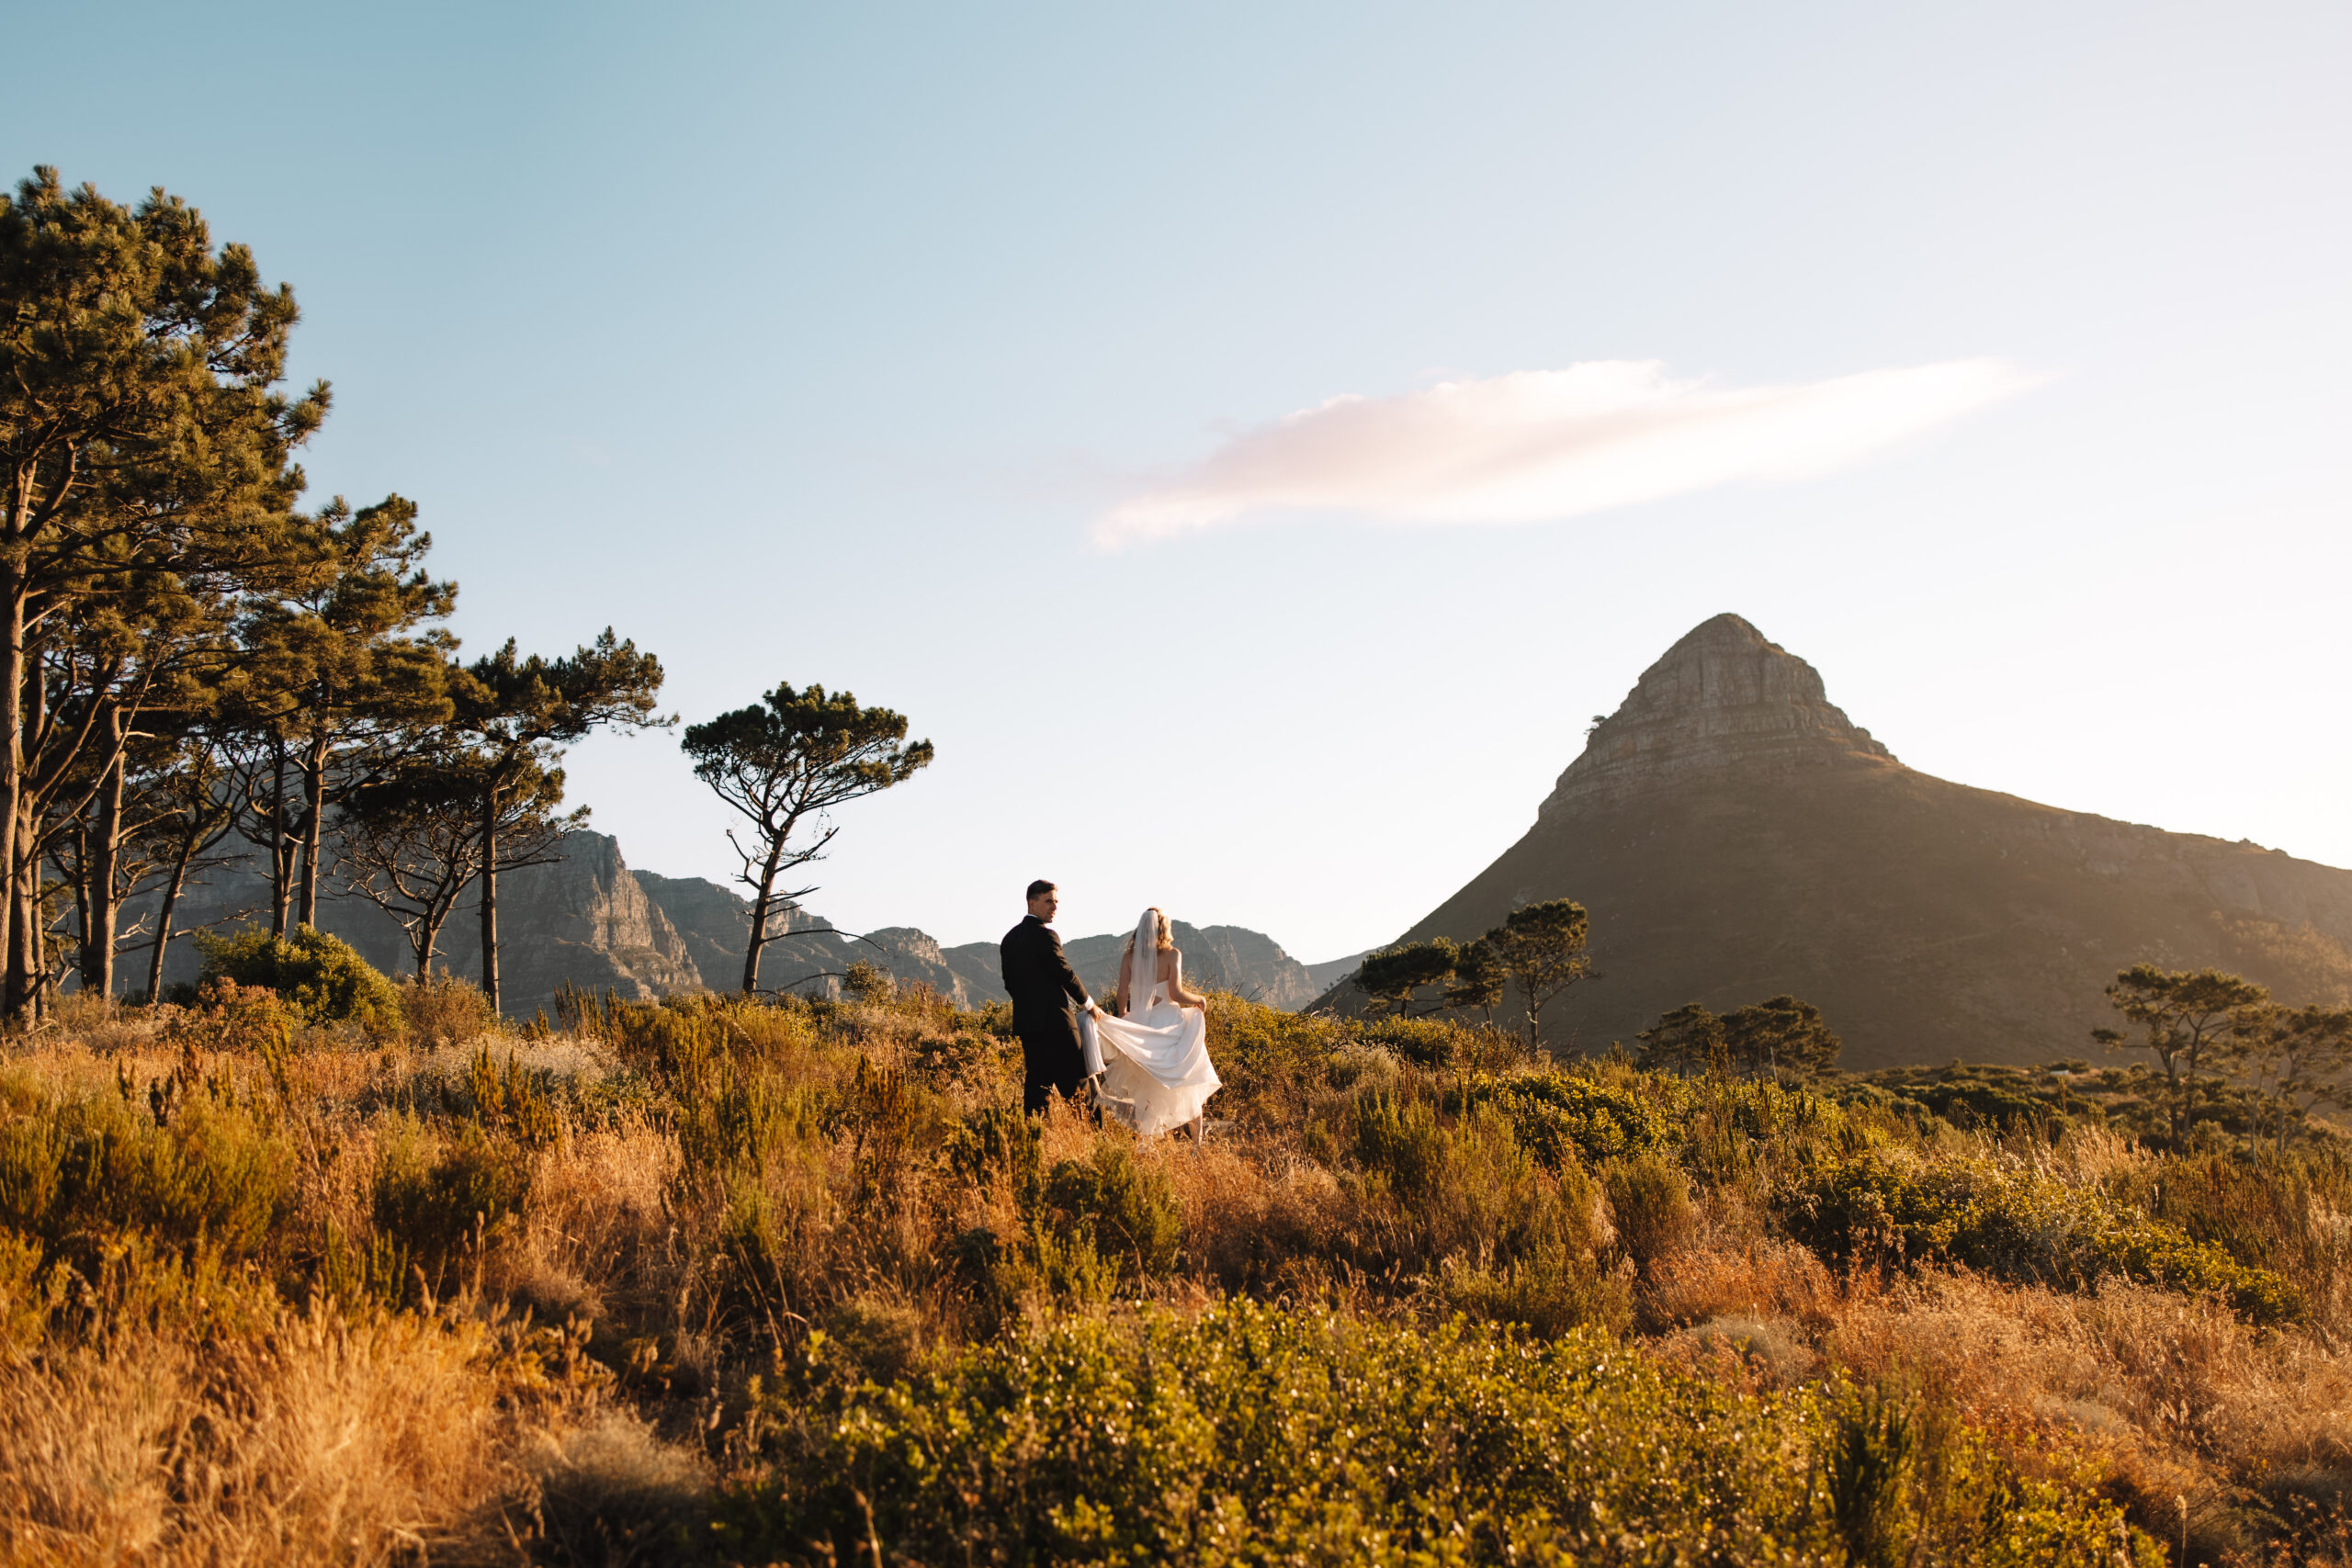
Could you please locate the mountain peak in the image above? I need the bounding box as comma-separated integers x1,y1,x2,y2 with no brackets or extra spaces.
1540,614,1896,816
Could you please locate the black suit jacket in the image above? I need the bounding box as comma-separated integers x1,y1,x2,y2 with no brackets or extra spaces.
1001,915,1088,1080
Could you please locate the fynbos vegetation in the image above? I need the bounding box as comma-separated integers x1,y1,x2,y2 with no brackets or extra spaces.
4,955,2348,1563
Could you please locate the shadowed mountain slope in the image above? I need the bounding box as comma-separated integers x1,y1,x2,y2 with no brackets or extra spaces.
1382,614,2352,1069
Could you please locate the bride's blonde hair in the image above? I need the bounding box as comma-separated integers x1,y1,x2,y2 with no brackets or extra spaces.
1125,908,1174,958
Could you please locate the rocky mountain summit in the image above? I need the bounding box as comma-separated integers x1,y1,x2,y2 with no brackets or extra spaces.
1544,612,1895,813
1368,613,2352,1068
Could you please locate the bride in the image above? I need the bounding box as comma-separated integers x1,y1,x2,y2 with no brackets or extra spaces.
1091,908,1221,1141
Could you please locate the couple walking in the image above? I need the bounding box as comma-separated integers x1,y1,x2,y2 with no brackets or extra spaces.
999,879,1221,1140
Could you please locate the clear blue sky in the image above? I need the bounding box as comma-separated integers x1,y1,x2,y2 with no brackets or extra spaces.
11,2,2349,960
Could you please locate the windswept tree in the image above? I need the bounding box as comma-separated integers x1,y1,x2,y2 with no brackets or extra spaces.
337,748,580,977
0,168,325,1022
1356,939,1457,1020
2093,964,2270,1145
1443,937,1507,1024
1485,898,1591,1044
1722,995,1841,1081
454,630,666,1010
2241,1002,2352,1156
1637,1002,1725,1076
682,682,933,995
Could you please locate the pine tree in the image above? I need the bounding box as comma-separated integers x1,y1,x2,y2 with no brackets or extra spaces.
682,682,932,995
1485,899,1592,1044
337,748,580,977
1356,940,1458,1020
224,493,455,933
453,631,665,1011
0,168,324,1021
2093,964,2270,1145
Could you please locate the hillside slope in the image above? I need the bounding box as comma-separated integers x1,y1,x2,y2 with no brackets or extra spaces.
1377,614,2352,1068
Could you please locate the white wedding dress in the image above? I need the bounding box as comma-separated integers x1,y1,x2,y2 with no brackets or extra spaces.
1092,913,1221,1136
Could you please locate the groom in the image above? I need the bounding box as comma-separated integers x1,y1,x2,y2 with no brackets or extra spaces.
1000,879,1099,1114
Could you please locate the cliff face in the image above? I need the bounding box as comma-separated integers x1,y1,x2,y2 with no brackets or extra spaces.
865,928,990,1009
1543,613,1895,813
1380,614,2352,1068
631,870,845,998
131,832,1327,1020
923,921,1323,1011
144,830,709,1016
491,838,703,1010
1061,921,1318,1009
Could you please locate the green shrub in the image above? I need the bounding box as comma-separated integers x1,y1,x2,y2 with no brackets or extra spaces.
1826,1382,1918,1568
1352,1089,1453,1202
1456,1068,1683,1168
396,973,500,1049
948,1103,1043,1210
1042,1139,1181,1283
1604,1152,1697,1276
720,1301,2155,1566
0,1082,287,1262
1354,1091,1609,1280
1204,996,1343,1122
2113,1147,2352,1299
673,1057,822,1187
1783,1147,2305,1325
372,1122,526,1285
462,1045,561,1148
1438,1238,1632,1337
841,960,893,1002
1357,1016,1469,1069
196,924,401,1031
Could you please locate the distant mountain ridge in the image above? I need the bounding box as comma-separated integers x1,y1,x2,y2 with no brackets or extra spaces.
132,831,1333,1019
1340,613,2352,1068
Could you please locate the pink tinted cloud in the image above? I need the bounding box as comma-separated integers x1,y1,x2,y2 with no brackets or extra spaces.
1096,358,2034,545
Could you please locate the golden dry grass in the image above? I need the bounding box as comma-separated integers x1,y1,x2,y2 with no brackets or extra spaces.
0,1303,597,1565
5,984,2347,1562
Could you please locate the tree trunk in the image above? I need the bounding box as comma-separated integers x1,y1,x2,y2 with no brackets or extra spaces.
478,784,500,1013
741,838,786,994
414,910,446,979
15,814,41,1021
80,733,123,998
6,648,43,1023
71,828,90,987
147,837,196,1004
296,731,326,929
0,558,25,1027
269,738,292,937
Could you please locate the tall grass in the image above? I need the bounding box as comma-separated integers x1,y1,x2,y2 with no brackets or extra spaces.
1,983,2345,1561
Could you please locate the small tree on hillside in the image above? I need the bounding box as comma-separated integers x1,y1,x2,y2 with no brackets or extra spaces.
1356,939,1457,1020
1486,899,1591,1044
2241,1002,2352,1156
1722,994,1840,1082
1637,1002,1725,1076
1443,937,1507,1025
682,681,933,995
2093,964,2270,1145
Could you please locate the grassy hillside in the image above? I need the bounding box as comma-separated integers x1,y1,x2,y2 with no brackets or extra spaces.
3,977,2347,1564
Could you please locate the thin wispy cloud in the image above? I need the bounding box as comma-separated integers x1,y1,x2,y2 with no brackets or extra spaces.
1095,358,2035,545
